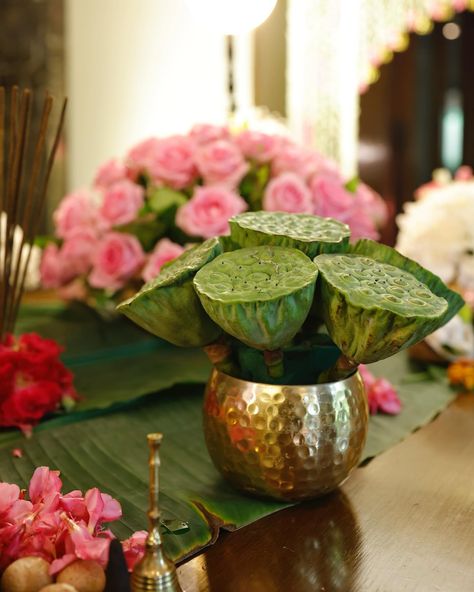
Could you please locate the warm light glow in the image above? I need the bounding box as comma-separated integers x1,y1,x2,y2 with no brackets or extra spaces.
185,0,277,35
442,22,461,40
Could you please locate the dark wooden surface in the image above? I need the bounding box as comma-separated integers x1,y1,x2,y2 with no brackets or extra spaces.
177,394,474,592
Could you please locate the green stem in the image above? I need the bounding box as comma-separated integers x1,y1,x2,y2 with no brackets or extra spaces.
318,354,358,383
203,338,239,377
263,350,284,379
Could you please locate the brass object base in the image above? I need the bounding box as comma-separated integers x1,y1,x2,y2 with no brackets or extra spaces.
203,369,368,501
131,571,182,592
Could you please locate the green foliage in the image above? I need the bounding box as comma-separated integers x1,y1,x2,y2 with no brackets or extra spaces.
238,163,270,211
344,176,359,193
117,217,168,251
148,187,188,215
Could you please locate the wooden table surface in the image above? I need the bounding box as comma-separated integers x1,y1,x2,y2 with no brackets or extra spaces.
177,394,474,592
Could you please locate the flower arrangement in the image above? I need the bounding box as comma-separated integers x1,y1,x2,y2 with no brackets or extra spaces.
40,125,388,310
0,467,145,582
396,166,474,360
0,333,78,434
118,211,463,386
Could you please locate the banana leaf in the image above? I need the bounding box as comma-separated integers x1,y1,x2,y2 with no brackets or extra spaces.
15,301,211,412
0,351,456,562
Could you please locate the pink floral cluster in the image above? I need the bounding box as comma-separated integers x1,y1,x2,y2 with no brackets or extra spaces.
41,124,387,302
0,467,146,576
359,364,402,415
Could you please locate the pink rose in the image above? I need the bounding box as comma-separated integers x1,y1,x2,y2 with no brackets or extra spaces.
99,180,144,228
147,135,197,190
263,172,313,213
355,182,388,228
312,175,379,240
89,233,145,291
195,140,249,188
93,158,128,189
142,239,185,282
455,165,473,180
126,137,161,178
311,175,355,219
61,227,99,276
235,130,281,163
58,280,88,302
176,186,247,238
53,190,99,239
189,124,230,145
40,244,65,289
345,210,379,241
272,141,317,180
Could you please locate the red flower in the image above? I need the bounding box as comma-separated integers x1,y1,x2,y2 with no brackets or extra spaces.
0,333,78,432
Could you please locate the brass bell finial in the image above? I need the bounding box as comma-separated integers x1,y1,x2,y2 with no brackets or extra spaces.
131,433,183,592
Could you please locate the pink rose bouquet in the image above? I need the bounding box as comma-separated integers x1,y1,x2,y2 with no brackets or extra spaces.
41,124,388,310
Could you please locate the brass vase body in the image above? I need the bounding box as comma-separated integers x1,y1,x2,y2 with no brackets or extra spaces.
203,369,368,501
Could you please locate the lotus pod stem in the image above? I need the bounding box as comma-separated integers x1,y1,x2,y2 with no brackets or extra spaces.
263,349,284,378
203,339,239,377
318,354,358,383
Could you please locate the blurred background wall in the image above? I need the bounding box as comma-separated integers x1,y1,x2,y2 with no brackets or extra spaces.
65,0,253,189
1,0,473,234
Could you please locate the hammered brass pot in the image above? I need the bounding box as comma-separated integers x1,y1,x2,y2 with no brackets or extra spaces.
203,369,368,501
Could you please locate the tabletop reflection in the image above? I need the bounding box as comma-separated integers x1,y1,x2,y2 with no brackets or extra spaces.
178,489,361,592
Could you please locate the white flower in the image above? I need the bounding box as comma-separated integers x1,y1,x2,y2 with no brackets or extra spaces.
396,180,474,290
425,315,474,361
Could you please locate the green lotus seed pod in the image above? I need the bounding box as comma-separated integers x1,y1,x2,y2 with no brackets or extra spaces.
193,245,318,350
314,253,450,363
117,238,223,347
229,211,350,257
350,239,465,331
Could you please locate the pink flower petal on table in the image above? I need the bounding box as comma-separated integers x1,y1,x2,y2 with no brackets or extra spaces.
372,379,402,415
50,553,78,576
359,365,401,415
358,364,377,389
122,530,147,572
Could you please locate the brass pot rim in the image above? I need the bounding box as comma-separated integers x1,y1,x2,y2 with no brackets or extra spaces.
210,367,360,389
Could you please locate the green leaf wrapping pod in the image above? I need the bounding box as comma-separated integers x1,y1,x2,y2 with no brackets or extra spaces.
229,211,350,258
193,246,318,350
314,251,461,363
117,238,223,347
349,239,465,330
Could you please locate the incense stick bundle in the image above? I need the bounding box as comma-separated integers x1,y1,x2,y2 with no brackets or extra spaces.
0,86,67,341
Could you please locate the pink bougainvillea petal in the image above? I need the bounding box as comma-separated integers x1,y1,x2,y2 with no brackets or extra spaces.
360,365,401,416
122,530,147,572
29,466,62,502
